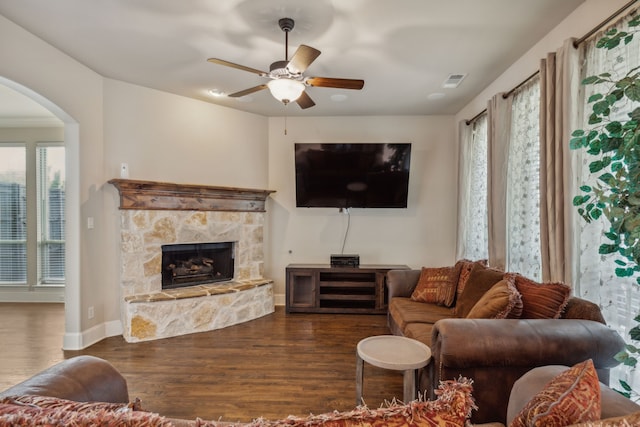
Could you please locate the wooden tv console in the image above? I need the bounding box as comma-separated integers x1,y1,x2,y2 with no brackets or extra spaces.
285,263,409,314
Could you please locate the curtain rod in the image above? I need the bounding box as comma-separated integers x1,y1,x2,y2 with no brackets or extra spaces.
573,0,638,47
465,0,638,126
464,108,487,126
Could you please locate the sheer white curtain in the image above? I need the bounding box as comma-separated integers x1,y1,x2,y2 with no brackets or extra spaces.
575,14,640,389
506,78,542,280
456,115,488,261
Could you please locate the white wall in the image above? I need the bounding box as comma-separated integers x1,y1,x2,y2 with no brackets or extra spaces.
265,115,457,301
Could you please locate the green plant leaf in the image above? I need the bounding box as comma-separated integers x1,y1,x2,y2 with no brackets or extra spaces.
589,160,604,173
588,93,603,103
593,100,611,115
627,82,640,102
620,380,634,392
600,244,618,254
631,324,640,341
579,185,592,192
606,121,623,134
583,76,601,85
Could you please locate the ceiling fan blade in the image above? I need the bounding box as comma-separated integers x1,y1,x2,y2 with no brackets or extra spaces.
228,85,268,98
207,58,267,76
296,91,316,109
287,45,321,75
306,77,365,90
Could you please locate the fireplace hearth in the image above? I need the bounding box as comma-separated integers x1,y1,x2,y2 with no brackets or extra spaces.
161,242,234,290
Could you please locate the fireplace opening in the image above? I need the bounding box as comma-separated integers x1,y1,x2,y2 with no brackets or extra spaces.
161,242,234,290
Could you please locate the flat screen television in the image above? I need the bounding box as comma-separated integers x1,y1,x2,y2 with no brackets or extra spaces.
294,143,411,208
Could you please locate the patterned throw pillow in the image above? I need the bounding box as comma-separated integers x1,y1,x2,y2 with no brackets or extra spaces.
0,396,169,426
411,265,462,307
509,359,601,427
232,378,477,427
507,273,571,319
466,276,523,319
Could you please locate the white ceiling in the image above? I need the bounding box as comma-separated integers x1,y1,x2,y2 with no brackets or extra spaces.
0,0,586,117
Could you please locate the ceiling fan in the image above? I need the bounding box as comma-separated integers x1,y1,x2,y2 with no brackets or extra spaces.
207,18,364,109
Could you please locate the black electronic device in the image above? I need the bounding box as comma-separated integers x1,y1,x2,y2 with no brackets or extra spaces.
294,143,411,208
330,254,360,267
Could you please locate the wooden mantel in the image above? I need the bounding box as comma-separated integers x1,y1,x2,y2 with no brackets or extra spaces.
108,179,275,212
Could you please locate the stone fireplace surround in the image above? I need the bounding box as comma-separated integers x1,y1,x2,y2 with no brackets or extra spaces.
109,179,275,343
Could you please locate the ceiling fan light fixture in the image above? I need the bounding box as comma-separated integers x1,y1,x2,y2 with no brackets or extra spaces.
267,78,305,104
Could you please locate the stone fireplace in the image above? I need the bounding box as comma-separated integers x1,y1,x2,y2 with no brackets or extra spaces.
109,179,275,343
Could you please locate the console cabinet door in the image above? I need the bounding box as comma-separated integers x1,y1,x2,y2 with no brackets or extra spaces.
286,269,317,312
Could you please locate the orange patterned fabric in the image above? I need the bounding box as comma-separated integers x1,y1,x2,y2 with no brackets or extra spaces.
0,396,170,426
411,265,462,307
233,378,477,427
508,273,571,319
509,359,601,427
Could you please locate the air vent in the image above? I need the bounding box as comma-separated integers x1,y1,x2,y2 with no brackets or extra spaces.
442,73,467,88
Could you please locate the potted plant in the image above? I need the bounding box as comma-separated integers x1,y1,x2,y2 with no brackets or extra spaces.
570,16,640,398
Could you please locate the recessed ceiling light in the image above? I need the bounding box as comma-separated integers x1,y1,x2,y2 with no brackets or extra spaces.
208,89,225,97
331,94,348,102
427,92,446,100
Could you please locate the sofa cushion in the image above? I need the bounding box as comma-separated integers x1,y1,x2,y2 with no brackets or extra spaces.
509,359,601,427
389,297,455,330
507,273,571,319
466,277,523,319
403,322,435,346
454,263,504,318
411,265,462,307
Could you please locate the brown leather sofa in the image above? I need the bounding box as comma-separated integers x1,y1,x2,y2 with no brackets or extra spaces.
387,269,627,424
0,355,129,403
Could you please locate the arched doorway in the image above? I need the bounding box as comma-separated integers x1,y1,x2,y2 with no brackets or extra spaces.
0,77,80,350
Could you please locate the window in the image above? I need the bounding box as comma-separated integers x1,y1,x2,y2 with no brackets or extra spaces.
575,14,640,390
0,141,65,288
37,145,65,284
0,145,26,283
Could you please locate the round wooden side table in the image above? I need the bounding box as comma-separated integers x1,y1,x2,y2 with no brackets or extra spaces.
355,335,431,405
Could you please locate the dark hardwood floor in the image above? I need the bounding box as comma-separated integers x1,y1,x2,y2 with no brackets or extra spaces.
0,303,403,422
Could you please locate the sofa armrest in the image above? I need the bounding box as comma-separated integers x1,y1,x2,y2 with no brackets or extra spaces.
0,355,129,403
386,269,421,301
428,319,625,424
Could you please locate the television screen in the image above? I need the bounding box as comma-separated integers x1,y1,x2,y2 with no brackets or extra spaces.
294,143,411,208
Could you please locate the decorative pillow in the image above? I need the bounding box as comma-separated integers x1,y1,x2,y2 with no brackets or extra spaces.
454,263,504,318
0,396,169,426
1,395,144,412
235,378,477,427
508,273,571,319
568,410,640,426
411,264,462,307
455,259,489,303
509,359,601,427
466,276,523,319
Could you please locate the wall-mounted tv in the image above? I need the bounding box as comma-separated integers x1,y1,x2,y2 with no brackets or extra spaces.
294,143,412,208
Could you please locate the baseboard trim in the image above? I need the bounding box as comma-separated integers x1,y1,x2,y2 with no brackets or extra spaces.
62,319,123,350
